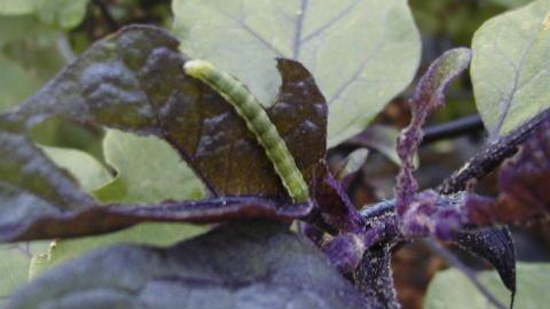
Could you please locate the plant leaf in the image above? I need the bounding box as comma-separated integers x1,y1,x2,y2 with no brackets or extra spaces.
0,131,93,215
0,54,41,113
5,25,326,202
0,243,48,307
0,0,36,15
40,145,113,193
0,0,88,30
1,185,312,241
335,148,369,180
471,0,550,138
5,221,369,309
94,129,205,203
425,263,549,309
0,14,67,113
34,0,88,30
486,0,533,8
30,223,208,278
454,227,516,295
35,130,208,278
0,125,311,242
172,0,421,147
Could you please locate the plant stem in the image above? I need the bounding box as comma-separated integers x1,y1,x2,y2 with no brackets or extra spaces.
422,114,484,145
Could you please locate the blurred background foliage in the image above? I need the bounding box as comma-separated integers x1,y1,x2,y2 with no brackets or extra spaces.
1,1,548,309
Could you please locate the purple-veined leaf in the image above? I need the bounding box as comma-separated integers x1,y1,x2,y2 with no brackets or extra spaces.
5,221,369,309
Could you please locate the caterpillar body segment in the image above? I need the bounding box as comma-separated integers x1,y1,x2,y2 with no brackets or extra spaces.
184,60,310,202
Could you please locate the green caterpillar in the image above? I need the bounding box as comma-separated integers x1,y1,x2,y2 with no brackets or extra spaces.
184,60,310,203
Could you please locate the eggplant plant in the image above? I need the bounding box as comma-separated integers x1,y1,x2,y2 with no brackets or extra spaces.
1,0,550,308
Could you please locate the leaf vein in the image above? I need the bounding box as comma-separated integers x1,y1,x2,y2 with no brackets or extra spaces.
215,8,286,58
300,0,362,44
292,0,309,59
493,32,538,136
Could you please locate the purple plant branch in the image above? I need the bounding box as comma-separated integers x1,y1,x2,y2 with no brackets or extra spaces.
395,48,472,217
313,162,365,234
439,108,550,194
359,194,492,240
322,214,393,273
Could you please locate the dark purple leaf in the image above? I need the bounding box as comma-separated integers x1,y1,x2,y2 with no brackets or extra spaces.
1,185,311,241
4,25,327,202
0,25,330,241
0,126,312,242
0,132,93,211
454,227,516,295
5,221,369,309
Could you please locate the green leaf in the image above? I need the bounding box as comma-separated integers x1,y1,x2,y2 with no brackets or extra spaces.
0,0,88,29
0,243,48,307
0,15,66,112
0,54,41,113
40,146,112,193
39,129,209,276
410,0,505,46
35,0,88,30
30,223,207,278
6,222,369,309
425,263,550,309
471,0,550,138
0,0,37,15
0,15,45,47
487,0,533,8
172,0,421,147
335,148,369,180
95,129,205,204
